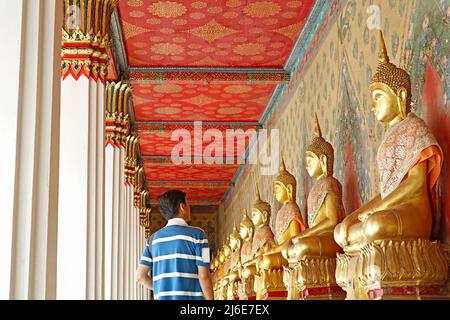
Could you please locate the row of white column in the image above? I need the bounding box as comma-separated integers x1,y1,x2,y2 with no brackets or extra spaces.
0,0,148,300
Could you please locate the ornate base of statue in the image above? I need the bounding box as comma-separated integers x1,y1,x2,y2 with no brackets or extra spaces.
255,269,287,300
238,275,256,300
284,257,345,300
226,279,240,300
214,286,223,300
214,283,227,300
337,239,449,300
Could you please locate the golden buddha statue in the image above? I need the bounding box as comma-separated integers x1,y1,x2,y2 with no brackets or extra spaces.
281,114,345,299
240,188,278,299
334,30,448,299
251,173,305,299
237,210,256,300
259,159,305,258
220,237,233,300
224,224,243,300
213,249,225,299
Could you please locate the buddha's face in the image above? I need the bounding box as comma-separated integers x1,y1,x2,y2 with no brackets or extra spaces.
274,181,289,203
306,151,323,178
251,208,265,227
229,234,241,251
371,86,399,123
240,224,252,240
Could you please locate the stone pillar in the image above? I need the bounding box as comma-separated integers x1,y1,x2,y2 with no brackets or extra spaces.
0,0,62,300
104,82,131,299
57,0,117,300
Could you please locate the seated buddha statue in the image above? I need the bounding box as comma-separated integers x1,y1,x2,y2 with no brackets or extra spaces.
239,210,254,266
334,30,443,252
220,237,233,300
259,159,306,268
281,114,345,299
333,30,447,299
252,173,305,299
224,225,243,300
237,210,256,299
213,240,232,300
241,187,277,299
283,114,344,261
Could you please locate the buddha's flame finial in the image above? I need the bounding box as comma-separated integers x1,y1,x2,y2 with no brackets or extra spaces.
256,184,261,201
378,30,390,64
314,113,322,138
280,156,286,172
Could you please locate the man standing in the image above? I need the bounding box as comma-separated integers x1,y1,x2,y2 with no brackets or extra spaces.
136,190,214,300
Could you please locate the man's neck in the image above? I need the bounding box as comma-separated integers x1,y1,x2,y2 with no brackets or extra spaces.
167,217,188,226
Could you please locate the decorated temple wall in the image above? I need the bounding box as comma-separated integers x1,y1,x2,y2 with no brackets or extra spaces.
220,0,450,248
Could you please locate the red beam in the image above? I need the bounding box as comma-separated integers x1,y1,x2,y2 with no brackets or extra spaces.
127,70,290,84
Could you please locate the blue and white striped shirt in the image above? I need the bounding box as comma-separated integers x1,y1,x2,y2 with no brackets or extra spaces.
139,218,210,300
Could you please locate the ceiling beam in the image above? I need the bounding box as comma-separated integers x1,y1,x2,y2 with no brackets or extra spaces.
150,199,222,205
127,68,290,84
141,155,245,163
147,180,231,188
135,121,260,127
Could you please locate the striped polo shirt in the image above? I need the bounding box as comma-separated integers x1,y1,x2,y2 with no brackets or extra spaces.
139,218,210,300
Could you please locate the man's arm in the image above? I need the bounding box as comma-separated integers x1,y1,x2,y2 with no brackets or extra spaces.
198,266,214,300
136,264,153,291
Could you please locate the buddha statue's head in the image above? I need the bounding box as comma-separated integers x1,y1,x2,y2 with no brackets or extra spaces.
274,158,297,204
218,248,225,264
306,113,334,179
229,224,242,251
239,209,254,241
369,30,412,126
210,256,218,272
252,184,272,228
223,236,232,258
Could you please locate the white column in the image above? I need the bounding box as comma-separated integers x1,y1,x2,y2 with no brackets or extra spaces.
138,220,142,300
58,76,102,299
57,0,116,300
128,187,139,300
0,0,62,300
96,80,105,300
128,186,133,299
104,145,114,299
118,147,125,299
124,182,129,300
105,145,121,299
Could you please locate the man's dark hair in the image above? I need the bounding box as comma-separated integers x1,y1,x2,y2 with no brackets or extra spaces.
157,190,186,220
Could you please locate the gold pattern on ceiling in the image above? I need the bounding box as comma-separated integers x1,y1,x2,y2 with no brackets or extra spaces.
153,83,183,93
223,85,252,94
151,43,185,55
243,1,281,18
147,1,187,18
187,19,237,43
234,43,266,56
182,94,220,106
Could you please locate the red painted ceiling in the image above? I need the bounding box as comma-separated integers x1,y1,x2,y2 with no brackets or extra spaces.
116,0,315,205
137,123,257,157
118,0,313,68
132,83,276,122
